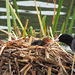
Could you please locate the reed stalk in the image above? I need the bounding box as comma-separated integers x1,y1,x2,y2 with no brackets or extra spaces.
6,0,11,33
63,0,74,33
68,8,75,34
12,0,20,18
52,0,63,35
34,0,45,36
8,1,24,30
10,7,17,34
22,19,29,37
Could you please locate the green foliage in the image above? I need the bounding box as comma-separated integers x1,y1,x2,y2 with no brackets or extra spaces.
60,22,65,34
10,7,17,34
64,0,74,33
12,0,20,18
5,0,74,38
39,6,42,20
68,8,75,34
52,0,63,35
8,0,24,30
29,26,34,36
42,16,47,35
60,0,74,34
22,19,29,37
6,0,11,33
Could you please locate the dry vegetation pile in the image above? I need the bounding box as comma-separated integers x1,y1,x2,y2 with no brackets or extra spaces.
0,37,73,75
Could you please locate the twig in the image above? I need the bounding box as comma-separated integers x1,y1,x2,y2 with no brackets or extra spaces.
24,64,32,75
49,27,54,42
15,58,20,75
9,60,12,75
20,63,30,72
0,29,16,39
71,52,75,75
58,56,68,75
0,45,6,56
48,67,51,75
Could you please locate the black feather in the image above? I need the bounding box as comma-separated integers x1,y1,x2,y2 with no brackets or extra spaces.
58,34,75,51
59,34,73,46
31,40,46,46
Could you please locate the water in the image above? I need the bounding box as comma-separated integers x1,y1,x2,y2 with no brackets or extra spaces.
0,0,75,51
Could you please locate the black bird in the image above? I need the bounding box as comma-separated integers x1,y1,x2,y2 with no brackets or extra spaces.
55,34,75,51
31,38,51,46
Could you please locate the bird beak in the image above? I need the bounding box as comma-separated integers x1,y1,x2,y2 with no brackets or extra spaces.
54,38,59,42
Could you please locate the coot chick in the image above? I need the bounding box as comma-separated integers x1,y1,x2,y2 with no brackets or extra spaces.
55,34,75,51
31,38,51,46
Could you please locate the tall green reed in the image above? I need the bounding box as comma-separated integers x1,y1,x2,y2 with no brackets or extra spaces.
42,16,47,36
60,22,65,34
8,1,24,30
6,0,29,38
10,8,17,34
12,0,20,18
68,8,75,34
11,0,20,34
39,7,47,37
60,0,74,34
52,0,63,36
5,0,74,39
6,0,11,34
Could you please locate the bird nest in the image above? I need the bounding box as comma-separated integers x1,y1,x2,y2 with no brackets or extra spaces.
0,37,73,75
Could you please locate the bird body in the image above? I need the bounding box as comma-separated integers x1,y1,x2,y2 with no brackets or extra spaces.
31,38,51,46
71,35,75,51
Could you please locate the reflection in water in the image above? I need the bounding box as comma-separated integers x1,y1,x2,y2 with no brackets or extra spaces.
0,7,66,16
62,45,72,52
0,8,6,12
29,11,66,15
0,26,13,29
15,1,65,8
0,16,12,19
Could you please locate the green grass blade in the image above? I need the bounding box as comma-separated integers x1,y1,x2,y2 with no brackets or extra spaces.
8,1,24,30
64,0,74,33
6,0,11,33
68,8,75,34
60,22,65,34
42,16,47,35
23,19,29,37
47,26,50,37
39,6,42,20
10,7,17,34
39,7,43,37
12,0,20,18
29,26,34,36
52,0,63,35
40,16,47,37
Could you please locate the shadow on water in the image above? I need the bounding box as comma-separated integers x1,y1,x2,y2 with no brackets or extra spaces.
0,0,75,51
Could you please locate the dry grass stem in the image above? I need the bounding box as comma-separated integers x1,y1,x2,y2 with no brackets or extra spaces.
71,52,75,75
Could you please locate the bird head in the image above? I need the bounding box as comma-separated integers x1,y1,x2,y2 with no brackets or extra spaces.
43,38,51,43
55,34,73,46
